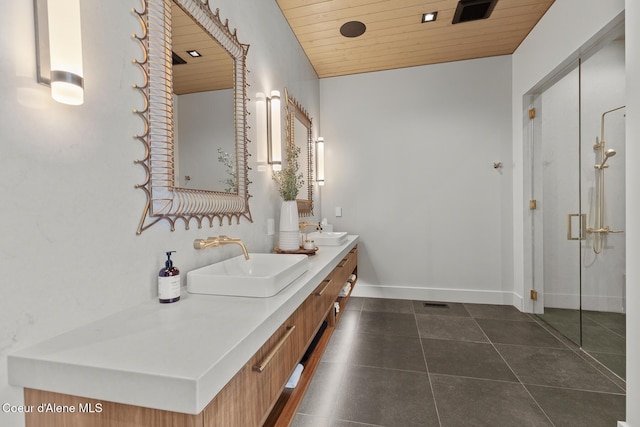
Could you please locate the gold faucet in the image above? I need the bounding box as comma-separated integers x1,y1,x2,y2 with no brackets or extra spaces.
299,221,323,232
193,235,249,260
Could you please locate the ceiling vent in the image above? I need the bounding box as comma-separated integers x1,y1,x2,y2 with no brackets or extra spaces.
452,0,498,24
172,52,186,66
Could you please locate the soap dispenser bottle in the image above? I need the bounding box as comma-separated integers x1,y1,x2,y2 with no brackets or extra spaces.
158,251,181,303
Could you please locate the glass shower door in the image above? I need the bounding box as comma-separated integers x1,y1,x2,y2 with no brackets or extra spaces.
534,33,626,379
579,38,626,378
537,64,583,346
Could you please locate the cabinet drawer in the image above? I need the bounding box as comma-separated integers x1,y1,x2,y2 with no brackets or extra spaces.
344,246,357,281
308,277,335,331
333,247,358,287
203,319,299,426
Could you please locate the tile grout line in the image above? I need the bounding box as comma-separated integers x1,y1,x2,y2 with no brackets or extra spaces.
530,312,627,392
463,304,558,427
578,349,627,389
582,311,626,340
413,302,444,427
519,382,627,396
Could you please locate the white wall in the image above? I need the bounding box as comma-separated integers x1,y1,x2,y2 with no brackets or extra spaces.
319,56,514,304
0,1,319,426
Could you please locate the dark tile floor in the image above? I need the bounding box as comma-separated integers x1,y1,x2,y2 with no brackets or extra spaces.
292,298,626,427
537,308,626,379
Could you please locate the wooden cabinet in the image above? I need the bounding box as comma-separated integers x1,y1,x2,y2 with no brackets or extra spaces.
265,245,358,426
24,388,200,427
203,315,300,426
23,245,358,427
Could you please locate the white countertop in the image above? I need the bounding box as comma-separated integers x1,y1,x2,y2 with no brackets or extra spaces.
7,236,358,414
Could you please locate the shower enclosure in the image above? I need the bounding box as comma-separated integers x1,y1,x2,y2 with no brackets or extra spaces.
529,30,626,379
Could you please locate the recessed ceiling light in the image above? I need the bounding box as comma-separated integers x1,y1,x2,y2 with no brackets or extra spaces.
187,50,201,57
340,21,366,38
421,12,438,23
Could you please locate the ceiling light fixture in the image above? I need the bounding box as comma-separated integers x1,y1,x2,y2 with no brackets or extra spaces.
421,12,438,23
187,50,201,57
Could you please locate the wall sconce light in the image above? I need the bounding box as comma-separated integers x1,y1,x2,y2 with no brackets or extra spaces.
267,90,282,171
255,92,268,171
316,137,325,186
34,0,85,105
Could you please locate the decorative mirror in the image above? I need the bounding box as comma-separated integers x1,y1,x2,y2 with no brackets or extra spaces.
284,88,314,216
132,0,252,234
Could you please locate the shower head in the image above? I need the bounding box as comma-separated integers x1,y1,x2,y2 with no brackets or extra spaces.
597,148,617,169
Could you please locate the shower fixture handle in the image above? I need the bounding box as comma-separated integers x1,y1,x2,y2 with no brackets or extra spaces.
587,227,624,234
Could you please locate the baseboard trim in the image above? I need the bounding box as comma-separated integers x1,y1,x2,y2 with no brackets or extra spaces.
351,282,516,306
617,422,629,427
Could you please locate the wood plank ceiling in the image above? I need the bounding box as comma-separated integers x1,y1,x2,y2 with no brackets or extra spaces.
275,0,555,78
171,2,234,95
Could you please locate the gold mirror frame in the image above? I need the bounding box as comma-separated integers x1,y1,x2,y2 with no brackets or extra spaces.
284,88,314,216
132,0,252,234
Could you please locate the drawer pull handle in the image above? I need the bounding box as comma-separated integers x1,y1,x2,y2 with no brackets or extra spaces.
337,259,347,268
253,325,296,373
316,279,331,296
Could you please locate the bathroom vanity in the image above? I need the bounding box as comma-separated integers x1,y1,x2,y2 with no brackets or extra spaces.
8,237,358,427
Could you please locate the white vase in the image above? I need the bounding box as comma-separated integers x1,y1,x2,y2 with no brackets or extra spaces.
279,200,299,250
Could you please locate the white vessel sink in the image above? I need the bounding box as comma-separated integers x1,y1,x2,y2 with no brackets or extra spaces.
187,254,309,298
306,231,348,246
